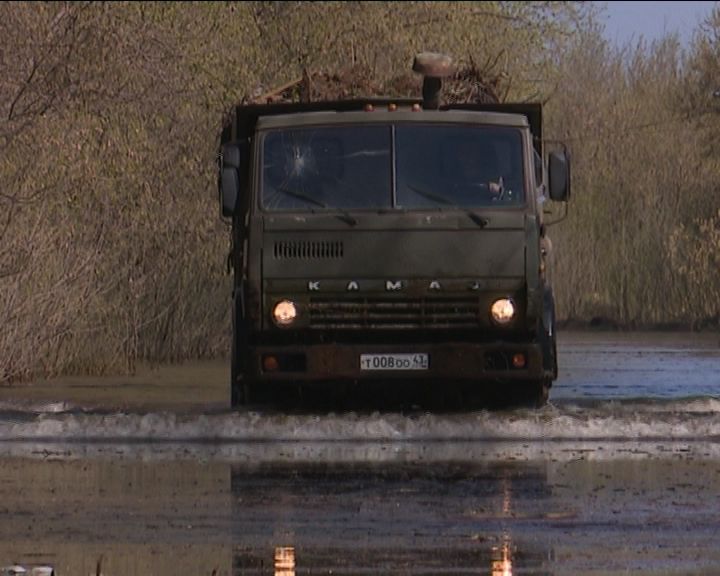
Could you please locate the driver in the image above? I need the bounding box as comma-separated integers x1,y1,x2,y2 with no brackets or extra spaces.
452,142,504,200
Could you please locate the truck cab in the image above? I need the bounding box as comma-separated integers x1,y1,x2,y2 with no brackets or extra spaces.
219,66,570,408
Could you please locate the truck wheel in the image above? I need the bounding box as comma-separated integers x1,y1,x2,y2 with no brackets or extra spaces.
540,324,558,380
231,374,255,407
541,288,558,380
231,384,242,407
230,296,252,408
230,346,255,406
535,378,551,407
513,378,550,408
230,354,246,408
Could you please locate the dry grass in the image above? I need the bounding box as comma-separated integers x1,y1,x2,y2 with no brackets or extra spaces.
1,3,718,384
546,20,720,328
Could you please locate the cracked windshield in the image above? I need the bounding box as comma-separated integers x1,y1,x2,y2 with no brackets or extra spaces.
261,124,525,210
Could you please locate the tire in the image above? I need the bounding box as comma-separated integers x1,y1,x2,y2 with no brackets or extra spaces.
541,288,558,380
509,378,550,408
533,378,551,407
517,288,556,409
230,350,245,408
230,295,248,408
231,369,254,407
231,350,256,407
230,381,241,408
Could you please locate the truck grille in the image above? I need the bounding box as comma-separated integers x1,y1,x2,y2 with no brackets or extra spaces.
274,240,343,260
308,296,481,329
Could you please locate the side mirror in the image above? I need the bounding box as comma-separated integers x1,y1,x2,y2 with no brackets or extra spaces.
548,150,571,202
219,142,245,218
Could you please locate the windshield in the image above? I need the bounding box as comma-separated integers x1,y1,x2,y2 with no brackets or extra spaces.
261,124,525,211
262,126,392,210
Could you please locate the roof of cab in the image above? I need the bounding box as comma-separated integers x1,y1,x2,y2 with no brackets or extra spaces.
223,99,542,153
255,109,530,131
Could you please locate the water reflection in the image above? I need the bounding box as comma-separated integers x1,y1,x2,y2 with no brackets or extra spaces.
274,547,295,576
0,457,233,576
494,475,514,576
262,541,517,576
230,460,551,574
491,537,514,576
0,451,554,575
265,539,516,576
10,444,720,574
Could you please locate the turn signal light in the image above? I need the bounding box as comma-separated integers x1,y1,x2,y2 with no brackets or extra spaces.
263,355,279,372
512,353,526,369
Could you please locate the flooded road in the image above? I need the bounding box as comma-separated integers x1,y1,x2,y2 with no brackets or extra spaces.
1,332,719,575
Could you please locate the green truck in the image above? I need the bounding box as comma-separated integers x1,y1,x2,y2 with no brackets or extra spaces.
219,54,570,408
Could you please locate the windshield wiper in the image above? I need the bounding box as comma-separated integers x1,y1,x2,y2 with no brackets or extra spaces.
276,186,327,209
406,184,489,228
406,183,455,207
466,212,489,228
276,186,357,226
332,211,357,226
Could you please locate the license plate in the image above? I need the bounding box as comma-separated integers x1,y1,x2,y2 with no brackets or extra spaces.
360,353,429,371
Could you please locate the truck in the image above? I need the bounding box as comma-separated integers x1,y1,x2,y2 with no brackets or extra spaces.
218,53,570,408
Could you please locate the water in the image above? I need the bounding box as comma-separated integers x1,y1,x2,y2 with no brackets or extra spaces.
0,397,720,445
554,331,720,400
0,332,717,446
1,331,719,575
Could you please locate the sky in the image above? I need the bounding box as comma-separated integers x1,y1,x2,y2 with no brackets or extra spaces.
597,1,717,47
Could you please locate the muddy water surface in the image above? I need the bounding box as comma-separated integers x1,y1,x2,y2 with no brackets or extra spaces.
1,331,719,575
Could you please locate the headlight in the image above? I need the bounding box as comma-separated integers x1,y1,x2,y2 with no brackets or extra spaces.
490,298,515,325
272,300,297,327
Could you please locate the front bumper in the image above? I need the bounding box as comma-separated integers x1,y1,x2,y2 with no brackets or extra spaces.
244,342,546,383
